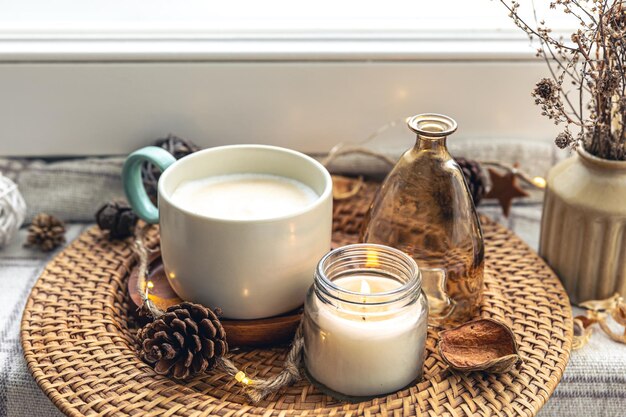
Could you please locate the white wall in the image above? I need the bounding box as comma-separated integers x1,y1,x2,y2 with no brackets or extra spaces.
0,61,558,156
0,0,573,156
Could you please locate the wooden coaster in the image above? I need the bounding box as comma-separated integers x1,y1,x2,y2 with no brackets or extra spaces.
128,251,302,347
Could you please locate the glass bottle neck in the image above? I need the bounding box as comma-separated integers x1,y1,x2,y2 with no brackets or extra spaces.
415,135,448,152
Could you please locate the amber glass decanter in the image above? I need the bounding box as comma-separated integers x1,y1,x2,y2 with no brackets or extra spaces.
361,114,484,327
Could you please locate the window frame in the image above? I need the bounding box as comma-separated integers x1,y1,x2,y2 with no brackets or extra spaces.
0,1,568,156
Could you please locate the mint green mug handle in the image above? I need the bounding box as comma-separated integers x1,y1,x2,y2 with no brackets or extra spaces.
122,146,177,224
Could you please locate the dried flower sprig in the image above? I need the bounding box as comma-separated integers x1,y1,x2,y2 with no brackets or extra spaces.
501,0,626,160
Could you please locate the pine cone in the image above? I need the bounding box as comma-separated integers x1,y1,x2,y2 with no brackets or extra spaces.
25,213,66,251
142,135,201,202
95,200,139,240
138,302,227,379
455,157,487,206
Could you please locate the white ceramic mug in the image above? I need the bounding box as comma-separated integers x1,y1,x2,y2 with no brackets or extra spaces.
123,144,333,319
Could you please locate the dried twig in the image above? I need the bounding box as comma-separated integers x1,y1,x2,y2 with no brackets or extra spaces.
500,0,626,160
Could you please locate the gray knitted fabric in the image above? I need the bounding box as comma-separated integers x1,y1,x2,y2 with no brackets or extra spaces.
0,157,125,223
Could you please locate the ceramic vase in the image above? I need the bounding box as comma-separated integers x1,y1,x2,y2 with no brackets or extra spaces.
540,147,626,303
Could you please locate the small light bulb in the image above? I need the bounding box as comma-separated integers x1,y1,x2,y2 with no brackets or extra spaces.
145,281,155,300
235,371,253,385
532,176,547,189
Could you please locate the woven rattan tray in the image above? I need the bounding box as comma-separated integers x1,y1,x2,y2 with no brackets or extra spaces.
21,181,573,417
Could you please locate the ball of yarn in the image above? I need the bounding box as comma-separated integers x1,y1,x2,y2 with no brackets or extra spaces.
0,174,27,248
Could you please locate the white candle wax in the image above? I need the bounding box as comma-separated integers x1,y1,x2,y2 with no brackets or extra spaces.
304,274,428,397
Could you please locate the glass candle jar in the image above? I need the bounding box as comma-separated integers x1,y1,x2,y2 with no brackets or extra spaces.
303,243,428,398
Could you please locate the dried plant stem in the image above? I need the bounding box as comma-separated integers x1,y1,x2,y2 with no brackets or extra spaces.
500,0,626,160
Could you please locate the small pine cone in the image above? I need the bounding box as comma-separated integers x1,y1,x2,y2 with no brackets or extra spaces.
138,302,228,379
25,213,66,252
95,200,139,240
455,157,487,206
142,135,201,202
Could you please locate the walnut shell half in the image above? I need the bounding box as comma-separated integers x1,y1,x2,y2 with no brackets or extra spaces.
438,318,522,373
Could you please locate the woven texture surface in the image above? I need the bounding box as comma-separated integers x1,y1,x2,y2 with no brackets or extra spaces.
21,181,572,417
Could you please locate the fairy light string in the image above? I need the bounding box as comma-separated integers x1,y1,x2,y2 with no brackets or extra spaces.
322,117,547,195
324,144,546,206
131,120,549,400
132,224,304,402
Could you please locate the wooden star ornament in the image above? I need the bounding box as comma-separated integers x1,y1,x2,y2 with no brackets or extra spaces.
484,168,529,217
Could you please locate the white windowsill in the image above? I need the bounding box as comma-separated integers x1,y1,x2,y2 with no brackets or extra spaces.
0,0,577,62
0,34,539,62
